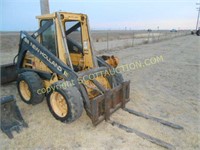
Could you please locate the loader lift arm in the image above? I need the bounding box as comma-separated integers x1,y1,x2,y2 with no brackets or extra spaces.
17,31,77,82
17,30,94,110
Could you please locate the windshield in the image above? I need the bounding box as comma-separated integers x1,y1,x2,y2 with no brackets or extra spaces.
41,20,57,56
65,21,83,54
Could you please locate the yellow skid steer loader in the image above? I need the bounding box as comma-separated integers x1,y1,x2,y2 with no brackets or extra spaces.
1,12,130,126
1,13,184,149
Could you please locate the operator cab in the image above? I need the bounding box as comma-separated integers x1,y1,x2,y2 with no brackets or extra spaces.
37,12,95,73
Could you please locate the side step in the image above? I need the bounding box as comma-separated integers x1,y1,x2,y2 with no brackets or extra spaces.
108,120,175,150
0,95,28,139
124,108,184,130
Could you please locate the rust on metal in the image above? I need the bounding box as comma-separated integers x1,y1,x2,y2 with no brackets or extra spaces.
108,120,175,150
124,108,184,130
87,81,130,125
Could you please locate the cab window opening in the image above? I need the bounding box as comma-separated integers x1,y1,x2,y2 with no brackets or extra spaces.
65,21,83,55
41,20,58,56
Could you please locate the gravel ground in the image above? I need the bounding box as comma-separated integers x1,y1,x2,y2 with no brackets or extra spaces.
0,34,199,150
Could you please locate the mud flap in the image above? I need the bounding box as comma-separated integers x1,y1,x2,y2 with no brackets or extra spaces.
0,95,28,139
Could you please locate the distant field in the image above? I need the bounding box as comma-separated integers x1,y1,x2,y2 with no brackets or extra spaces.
0,30,191,65
0,30,191,51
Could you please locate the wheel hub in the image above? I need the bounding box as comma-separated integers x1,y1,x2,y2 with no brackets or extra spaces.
19,80,31,101
50,92,68,117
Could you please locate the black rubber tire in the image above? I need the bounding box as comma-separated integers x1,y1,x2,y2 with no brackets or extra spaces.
114,72,124,85
46,81,83,123
96,56,124,86
17,71,45,105
196,30,200,36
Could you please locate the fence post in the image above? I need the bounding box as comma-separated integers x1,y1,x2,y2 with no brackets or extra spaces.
147,31,150,43
132,31,134,47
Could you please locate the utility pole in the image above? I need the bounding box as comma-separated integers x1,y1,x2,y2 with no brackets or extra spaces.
40,0,50,15
196,3,200,30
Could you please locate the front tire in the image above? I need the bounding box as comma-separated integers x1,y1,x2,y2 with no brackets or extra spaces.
46,81,83,123
196,29,200,36
17,71,45,105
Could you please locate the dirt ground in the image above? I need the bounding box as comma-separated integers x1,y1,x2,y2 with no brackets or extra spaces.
0,34,199,150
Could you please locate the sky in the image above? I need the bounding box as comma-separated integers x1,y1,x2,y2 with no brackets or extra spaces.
0,0,199,31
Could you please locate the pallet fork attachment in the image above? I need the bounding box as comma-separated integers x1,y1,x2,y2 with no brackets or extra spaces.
124,108,184,130
0,95,28,139
108,120,175,150
88,81,130,125
106,106,184,149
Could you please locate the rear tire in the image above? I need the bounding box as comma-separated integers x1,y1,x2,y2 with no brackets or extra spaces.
17,71,45,105
96,56,124,86
114,72,124,85
46,81,83,123
196,29,200,36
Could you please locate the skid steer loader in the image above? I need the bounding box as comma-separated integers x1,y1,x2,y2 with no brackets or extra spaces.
1,12,185,149
1,12,130,125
